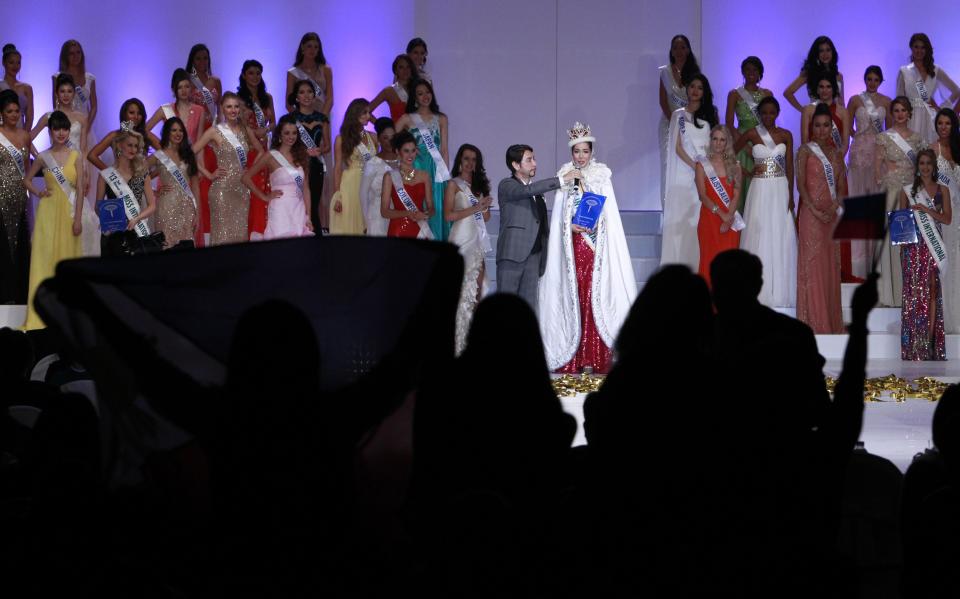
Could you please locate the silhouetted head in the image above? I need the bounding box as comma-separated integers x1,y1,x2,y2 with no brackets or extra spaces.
463,294,549,379
711,249,763,312
0,327,33,383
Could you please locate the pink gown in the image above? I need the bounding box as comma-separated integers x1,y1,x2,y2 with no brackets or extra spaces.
263,161,312,239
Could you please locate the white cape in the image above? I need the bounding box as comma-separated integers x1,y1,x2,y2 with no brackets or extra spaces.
538,160,638,370
660,107,708,270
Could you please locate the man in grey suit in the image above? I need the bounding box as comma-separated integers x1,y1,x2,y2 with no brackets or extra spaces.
496,144,579,311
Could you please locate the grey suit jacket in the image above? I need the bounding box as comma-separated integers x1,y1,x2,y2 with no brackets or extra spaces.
496,175,562,270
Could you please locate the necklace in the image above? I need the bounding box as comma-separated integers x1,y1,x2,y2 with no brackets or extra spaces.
401,167,415,182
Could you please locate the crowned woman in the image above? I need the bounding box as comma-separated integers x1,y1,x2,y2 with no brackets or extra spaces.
539,122,637,374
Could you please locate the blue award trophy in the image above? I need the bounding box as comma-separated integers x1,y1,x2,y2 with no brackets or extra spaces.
98,197,128,234
887,209,919,245
572,192,606,229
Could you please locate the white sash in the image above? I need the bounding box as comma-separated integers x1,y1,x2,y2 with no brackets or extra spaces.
736,87,760,121
807,142,837,202
860,93,883,133
906,184,948,270
74,80,89,107
410,114,450,182
937,156,954,189
391,81,408,103
0,130,25,177
217,124,247,167
270,150,304,195
660,65,687,108
755,124,788,174
189,70,217,119
907,65,939,120
288,67,324,103
698,158,745,231
453,177,493,252
356,134,375,164
155,149,197,210
295,121,326,174
388,169,433,240
252,102,266,128
162,103,175,120
39,150,76,210
829,113,842,149
101,166,149,237
889,130,917,164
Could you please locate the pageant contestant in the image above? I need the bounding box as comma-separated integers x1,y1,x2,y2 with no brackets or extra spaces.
896,33,960,144
0,90,30,303
395,79,450,240
797,104,846,333
497,144,576,311
381,130,431,239
237,59,276,240
87,98,159,170
185,43,222,243
149,117,200,247
658,35,700,200
445,143,494,355
930,108,960,332
359,117,396,236
287,79,330,233
53,40,96,132
241,115,312,240
539,123,636,374
406,38,431,83
368,55,417,123
192,92,262,245
1,44,33,130
801,74,849,154
899,149,951,360
660,73,716,270
724,56,771,210
286,32,333,116
96,130,156,255
330,99,375,235
875,96,924,307
783,36,844,112
735,96,796,308
695,125,742,286
21,111,83,329
145,69,207,145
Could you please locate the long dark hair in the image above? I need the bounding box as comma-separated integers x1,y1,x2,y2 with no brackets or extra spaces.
340,98,369,168
909,33,936,79
287,80,316,113
271,114,309,169
911,148,940,197
160,117,198,176
185,43,212,74
118,97,149,143
935,108,960,164
687,74,718,129
801,36,839,76
405,79,443,115
54,73,75,105
451,143,491,197
0,89,19,113
807,72,839,102
237,59,271,110
392,54,416,83
668,34,700,87
294,32,326,66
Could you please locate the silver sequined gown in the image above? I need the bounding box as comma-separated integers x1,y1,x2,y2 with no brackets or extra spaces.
209,128,250,245
0,142,30,302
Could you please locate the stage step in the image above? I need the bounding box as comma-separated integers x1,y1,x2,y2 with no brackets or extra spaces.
0,305,25,329
815,333,960,360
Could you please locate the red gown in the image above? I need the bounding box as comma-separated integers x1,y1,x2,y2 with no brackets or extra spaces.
389,101,406,124
245,110,269,239
556,233,613,374
387,181,426,238
697,175,741,287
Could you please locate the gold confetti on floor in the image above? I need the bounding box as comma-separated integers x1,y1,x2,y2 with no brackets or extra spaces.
825,374,950,403
552,374,606,397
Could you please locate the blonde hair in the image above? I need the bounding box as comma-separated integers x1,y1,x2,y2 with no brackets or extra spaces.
708,125,740,185
111,130,147,178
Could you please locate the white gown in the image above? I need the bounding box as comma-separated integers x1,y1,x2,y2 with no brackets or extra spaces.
936,152,960,333
448,185,491,355
897,64,960,144
660,107,709,270
539,160,637,370
658,65,688,203
739,143,797,308
359,156,394,237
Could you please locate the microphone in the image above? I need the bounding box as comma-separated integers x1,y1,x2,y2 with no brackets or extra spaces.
574,178,581,188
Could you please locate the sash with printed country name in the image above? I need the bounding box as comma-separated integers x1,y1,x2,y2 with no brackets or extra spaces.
162,103,176,120
755,125,787,173
660,66,687,108
189,70,217,119
295,121,326,174
155,149,197,210
906,184,948,270
270,150,304,195
356,134,375,165
392,81,408,103
736,87,761,121
252,102,266,129
453,177,492,252
39,150,76,210
698,157,746,231
410,113,451,182
888,130,917,164
905,65,939,120
388,169,433,240
74,79,89,108
0,130,25,177
860,92,884,133
217,124,247,167
288,67,324,103
101,167,149,237
937,157,955,189
807,142,838,202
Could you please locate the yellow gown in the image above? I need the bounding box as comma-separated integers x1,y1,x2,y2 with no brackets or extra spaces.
24,150,82,330
329,132,374,235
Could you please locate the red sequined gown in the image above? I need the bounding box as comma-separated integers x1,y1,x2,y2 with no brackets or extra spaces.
387,181,426,238
556,231,613,374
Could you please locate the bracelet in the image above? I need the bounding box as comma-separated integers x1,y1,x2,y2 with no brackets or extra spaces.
711,204,719,214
